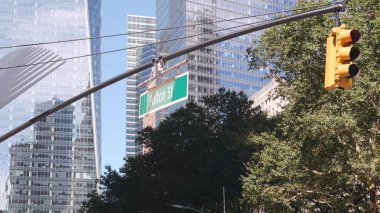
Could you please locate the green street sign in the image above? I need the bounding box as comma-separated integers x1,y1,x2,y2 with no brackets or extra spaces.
139,72,188,118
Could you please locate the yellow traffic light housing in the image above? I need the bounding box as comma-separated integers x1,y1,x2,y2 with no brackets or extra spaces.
324,25,361,90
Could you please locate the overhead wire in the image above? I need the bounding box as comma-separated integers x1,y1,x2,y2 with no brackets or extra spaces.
0,2,333,50
0,3,334,70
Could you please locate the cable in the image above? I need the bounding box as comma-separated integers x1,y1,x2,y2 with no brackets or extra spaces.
0,3,334,70
0,2,332,50
0,3,333,70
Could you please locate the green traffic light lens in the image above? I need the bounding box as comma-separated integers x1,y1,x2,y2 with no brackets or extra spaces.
348,64,359,78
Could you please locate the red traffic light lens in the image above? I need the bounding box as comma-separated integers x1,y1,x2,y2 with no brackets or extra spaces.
350,30,361,43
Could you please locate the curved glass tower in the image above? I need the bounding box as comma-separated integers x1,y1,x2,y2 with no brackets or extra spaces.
0,0,101,212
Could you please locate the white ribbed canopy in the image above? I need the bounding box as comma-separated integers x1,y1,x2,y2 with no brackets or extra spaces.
0,47,65,108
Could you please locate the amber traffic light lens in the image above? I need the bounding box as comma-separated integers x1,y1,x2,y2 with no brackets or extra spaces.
349,47,361,61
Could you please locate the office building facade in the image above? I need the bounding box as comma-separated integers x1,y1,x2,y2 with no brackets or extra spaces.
250,80,287,117
156,0,296,102
126,15,156,158
0,0,101,212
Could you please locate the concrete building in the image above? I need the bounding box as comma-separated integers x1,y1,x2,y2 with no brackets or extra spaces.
126,15,156,158
0,1,101,212
250,80,287,117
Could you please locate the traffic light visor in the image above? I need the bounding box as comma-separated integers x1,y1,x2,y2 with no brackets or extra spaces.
336,64,359,78
338,46,361,61
338,29,362,44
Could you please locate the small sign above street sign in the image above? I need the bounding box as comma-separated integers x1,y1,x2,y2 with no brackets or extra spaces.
139,72,189,118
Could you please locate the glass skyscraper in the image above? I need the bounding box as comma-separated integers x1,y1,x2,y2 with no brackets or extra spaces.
0,1,101,212
126,15,156,158
156,0,296,102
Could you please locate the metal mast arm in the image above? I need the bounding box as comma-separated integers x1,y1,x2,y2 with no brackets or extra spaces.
0,3,345,142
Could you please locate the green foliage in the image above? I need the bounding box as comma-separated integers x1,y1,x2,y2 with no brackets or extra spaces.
80,89,273,213
243,0,380,211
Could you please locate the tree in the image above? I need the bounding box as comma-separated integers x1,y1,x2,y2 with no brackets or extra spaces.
81,89,273,212
243,0,380,212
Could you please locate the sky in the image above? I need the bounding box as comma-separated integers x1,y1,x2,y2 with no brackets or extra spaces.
101,0,155,172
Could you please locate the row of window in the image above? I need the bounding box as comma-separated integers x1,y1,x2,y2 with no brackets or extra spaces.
128,16,156,24
127,23,155,31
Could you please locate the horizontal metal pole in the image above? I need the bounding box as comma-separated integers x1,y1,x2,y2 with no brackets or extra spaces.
0,3,344,143
0,62,153,142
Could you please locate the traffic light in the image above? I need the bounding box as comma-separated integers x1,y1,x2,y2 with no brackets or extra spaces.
324,25,361,90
